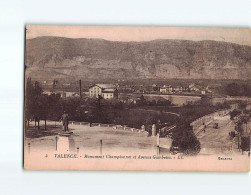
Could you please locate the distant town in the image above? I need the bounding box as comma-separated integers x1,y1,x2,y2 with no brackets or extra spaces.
41,79,211,99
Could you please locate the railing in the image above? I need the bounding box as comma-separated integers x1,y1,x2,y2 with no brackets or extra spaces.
68,120,149,134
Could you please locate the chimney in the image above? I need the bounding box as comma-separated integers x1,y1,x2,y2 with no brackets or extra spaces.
79,80,82,99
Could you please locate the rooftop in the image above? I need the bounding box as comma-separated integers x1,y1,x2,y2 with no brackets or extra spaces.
103,88,116,93
90,84,115,89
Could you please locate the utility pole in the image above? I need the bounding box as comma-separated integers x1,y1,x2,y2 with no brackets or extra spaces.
100,139,102,155
157,133,160,155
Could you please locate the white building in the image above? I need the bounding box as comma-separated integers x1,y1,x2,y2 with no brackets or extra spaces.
89,84,118,99
160,85,173,94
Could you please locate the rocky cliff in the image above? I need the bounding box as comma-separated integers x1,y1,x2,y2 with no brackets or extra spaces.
25,36,251,80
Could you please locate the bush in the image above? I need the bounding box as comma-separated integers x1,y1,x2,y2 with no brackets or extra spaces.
171,121,201,155
229,109,241,120
225,83,251,97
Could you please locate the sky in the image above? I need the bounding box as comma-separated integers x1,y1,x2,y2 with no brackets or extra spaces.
26,25,251,46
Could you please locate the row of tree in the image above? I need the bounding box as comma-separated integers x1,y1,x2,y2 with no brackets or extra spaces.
25,79,62,129
225,82,251,97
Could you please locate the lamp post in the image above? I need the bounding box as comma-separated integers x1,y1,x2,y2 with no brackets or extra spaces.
100,139,102,155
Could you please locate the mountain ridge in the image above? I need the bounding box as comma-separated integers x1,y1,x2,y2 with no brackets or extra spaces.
25,36,251,80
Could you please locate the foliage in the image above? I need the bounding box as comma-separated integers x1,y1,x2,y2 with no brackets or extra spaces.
225,82,251,97
25,79,43,122
229,109,241,120
171,120,201,155
238,101,248,109
25,79,63,129
235,119,244,133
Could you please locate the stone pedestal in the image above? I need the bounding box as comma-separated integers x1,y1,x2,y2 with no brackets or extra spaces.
57,132,73,152
152,124,156,136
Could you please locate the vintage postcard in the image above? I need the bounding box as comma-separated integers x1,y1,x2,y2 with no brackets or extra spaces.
24,25,251,171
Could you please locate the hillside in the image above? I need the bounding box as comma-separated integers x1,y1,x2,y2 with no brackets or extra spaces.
25,36,251,80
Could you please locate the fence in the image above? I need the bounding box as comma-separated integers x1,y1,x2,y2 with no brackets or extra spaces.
68,120,149,135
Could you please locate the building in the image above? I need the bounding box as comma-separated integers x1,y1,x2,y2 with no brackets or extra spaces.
89,84,118,99
152,84,160,92
160,85,173,94
42,90,81,99
160,84,191,94
189,83,199,91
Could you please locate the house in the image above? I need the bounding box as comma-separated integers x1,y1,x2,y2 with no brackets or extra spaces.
42,90,80,99
89,84,118,99
152,84,160,92
189,83,199,91
160,85,173,94
119,86,133,93
160,84,192,94
160,87,167,94
171,85,183,93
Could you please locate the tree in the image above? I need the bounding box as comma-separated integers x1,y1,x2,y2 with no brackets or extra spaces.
157,100,163,106
179,130,201,155
36,93,63,130
229,109,241,120
36,95,49,129
171,121,201,155
235,119,244,134
164,100,171,106
143,114,155,135
200,95,212,105
225,83,241,96
140,95,145,102
238,116,249,133
151,100,156,106
25,79,43,129
136,95,146,106
25,77,32,127
48,93,62,121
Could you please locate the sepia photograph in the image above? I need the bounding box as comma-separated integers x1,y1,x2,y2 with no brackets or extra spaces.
2,0,251,194
24,25,251,171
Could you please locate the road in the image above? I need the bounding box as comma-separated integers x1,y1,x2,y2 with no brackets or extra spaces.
197,115,245,155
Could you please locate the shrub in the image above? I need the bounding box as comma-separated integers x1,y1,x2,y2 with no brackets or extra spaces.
229,109,241,120
171,121,201,155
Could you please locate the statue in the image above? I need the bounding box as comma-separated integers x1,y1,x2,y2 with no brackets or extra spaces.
61,111,69,132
